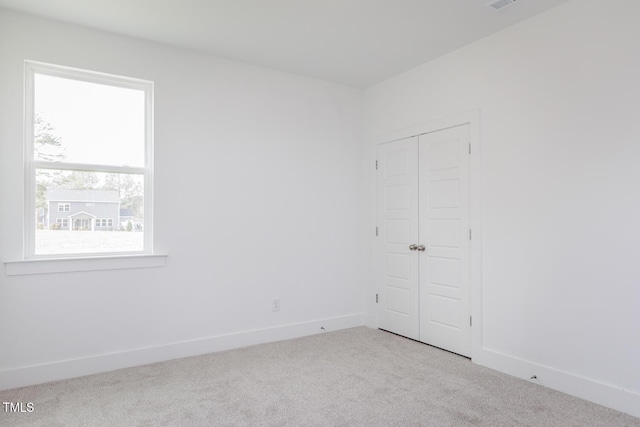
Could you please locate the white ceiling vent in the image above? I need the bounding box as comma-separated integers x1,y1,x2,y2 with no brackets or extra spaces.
486,0,517,11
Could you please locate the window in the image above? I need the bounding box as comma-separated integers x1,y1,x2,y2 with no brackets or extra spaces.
96,219,114,227
25,61,153,258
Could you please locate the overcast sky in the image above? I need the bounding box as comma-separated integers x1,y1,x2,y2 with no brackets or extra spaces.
35,73,145,168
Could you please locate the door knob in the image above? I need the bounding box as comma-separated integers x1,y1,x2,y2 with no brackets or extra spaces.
417,245,425,252
409,244,418,251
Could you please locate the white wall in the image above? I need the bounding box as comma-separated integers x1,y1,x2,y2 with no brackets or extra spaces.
364,0,640,417
0,9,365,388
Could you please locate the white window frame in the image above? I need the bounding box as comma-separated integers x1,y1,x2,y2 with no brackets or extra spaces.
24,61,155,259
56,218,69,228
58,203,70,212
96,218,113,227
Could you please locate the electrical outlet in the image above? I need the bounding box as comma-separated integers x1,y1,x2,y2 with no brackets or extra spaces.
272,298,280,312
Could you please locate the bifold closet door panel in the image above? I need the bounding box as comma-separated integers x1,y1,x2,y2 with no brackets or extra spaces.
418,125,471,357
376,137,420,340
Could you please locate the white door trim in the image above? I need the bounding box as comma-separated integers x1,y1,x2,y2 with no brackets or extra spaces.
372,110,482,360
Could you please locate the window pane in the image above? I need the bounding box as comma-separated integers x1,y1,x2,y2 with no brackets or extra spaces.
36,169,144,255
34,74,145,167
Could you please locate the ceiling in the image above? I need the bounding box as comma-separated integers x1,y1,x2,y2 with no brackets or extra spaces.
0,0,568,88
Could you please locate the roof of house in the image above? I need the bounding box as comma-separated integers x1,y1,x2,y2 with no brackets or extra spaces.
47,189,120,203
68,211,97,219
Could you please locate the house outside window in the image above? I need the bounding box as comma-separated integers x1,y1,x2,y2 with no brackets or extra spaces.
47,189,120,232
25,61,153,257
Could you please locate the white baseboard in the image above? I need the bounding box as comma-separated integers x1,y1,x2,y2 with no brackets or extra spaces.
0,313,365,391
362,312,377,328
473,347,640,419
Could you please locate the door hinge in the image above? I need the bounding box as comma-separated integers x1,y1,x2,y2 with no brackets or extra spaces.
470,316,472,327
375,160,378,170
376,226,379,236
469,229,472,240
376,293,379,303
469,143,471,154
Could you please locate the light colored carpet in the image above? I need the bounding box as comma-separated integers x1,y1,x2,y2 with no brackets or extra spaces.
1,327,638,426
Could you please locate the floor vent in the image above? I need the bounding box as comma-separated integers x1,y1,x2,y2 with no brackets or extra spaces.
487,0,517,11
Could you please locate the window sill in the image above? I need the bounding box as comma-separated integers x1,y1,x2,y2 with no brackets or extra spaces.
4,254,167,276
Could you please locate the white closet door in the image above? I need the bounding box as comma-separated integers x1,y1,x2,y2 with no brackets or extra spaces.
376,137,420,340
418,125,471,357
